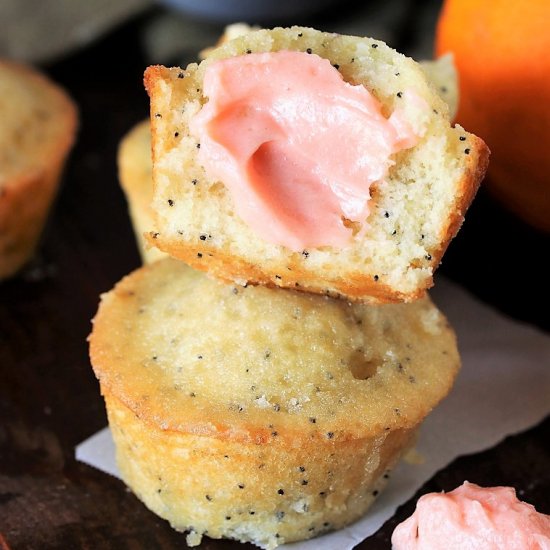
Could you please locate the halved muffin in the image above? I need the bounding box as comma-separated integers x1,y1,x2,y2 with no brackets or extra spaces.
144,26,488,303
118,120,166,264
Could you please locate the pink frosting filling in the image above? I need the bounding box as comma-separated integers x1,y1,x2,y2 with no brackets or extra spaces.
190,51,421,251
391,481,550,550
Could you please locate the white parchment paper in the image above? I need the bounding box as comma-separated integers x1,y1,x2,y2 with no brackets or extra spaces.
76,279,550,549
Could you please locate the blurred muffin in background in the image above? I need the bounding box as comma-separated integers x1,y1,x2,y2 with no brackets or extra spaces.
118,120,166,264
0,60,77,279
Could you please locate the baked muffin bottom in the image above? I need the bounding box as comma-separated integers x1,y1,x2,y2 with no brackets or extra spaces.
90,259,460,548
105,391,416,549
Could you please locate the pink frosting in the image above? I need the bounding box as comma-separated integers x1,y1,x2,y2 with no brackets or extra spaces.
392,482,550,550
190,51,421,251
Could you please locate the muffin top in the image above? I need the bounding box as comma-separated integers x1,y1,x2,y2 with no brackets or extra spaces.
90,259,459,443
0,60,77,187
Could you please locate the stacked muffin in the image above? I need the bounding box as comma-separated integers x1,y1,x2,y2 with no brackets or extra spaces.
90,27,488,549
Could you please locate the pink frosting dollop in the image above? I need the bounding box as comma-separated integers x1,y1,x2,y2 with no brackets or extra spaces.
392,481,550,550
190,51,421,251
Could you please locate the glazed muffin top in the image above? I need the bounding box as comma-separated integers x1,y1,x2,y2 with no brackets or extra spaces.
89,259,459,443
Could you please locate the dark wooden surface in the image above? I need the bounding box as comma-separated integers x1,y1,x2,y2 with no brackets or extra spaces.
1,6,549,549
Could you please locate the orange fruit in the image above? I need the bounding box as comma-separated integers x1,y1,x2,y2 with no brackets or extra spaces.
436,0,550,231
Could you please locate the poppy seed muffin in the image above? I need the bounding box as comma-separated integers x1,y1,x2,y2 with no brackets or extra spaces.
120,48,457,267
118,120,166,264
0,60,77,279
144,26,488,303
89,258,460,548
